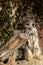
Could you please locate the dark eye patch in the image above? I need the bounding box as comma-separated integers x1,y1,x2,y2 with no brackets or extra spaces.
32,23,35,27
27,23,29,25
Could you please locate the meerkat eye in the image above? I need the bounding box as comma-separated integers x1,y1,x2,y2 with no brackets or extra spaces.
27,23,29,25
32,23,35,27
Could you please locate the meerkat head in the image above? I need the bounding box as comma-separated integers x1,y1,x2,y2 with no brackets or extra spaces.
23,13,37,29
24,20,36,29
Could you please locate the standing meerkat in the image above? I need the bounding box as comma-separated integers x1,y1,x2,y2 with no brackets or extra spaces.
20,17,41,60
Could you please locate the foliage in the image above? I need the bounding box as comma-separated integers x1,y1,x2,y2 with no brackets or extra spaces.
0,1,13,46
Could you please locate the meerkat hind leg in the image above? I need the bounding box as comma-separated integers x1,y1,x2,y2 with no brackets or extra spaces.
33,47,41,60
25,48,33,61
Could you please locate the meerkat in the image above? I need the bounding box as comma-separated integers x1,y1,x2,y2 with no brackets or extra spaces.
20,19,41,60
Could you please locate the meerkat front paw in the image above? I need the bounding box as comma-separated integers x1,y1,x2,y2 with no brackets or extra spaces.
33,47,41,60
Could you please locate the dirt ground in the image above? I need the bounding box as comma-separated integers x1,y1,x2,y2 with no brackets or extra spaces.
0,56,43,65
16,56,43,65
